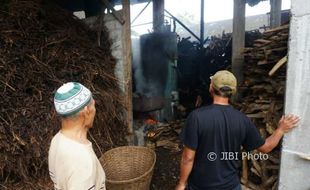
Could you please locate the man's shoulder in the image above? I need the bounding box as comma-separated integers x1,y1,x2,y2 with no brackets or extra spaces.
50,133,93,164
191,105,214,114
191,105,229,114
191,105,247,118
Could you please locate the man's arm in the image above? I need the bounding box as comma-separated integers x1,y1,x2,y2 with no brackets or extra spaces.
176,146,196,190
257,129,284,153
258,114,300,153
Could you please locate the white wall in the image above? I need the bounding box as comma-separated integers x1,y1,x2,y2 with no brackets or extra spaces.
279,0,310,189
84,12,126,93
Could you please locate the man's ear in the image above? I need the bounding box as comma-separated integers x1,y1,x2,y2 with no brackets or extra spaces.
84,106,90,116
79,106,88,117
209,84,213,93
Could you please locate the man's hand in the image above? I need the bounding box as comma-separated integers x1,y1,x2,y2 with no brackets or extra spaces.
277,114,300,134
258,114,300,153
175,182,186,190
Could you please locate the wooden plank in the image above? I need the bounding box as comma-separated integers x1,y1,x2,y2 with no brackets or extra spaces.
232,0,246,98
241,178,262,190
268,55,287,76
264,24,289,34
264,175,278,187
270,0,282,28
242,159,249,184
254,39,272,44
257,60,268,65
246,112,265,118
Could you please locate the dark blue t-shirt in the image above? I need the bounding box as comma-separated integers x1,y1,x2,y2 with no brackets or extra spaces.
181,104,265,190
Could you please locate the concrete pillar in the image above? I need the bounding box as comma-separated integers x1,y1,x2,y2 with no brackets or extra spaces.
279,0,310,189
270,0,282,28
232,0,245,90
153,0,165,32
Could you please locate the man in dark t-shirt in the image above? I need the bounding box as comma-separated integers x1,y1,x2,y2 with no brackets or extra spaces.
176,70,300,190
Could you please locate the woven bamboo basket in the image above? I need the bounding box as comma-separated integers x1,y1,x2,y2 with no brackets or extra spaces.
99,146,156,190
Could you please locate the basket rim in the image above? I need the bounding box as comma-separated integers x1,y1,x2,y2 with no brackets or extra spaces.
101,146,157,185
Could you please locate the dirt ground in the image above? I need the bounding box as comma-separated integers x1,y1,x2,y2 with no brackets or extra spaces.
151,147,182,190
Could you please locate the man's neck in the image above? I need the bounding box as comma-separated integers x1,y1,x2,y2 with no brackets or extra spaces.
61,120,89,144
213,95,230,105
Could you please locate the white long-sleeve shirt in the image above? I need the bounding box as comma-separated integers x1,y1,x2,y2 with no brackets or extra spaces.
48,132,106,190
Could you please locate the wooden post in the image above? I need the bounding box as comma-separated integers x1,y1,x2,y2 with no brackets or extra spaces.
200,0,205,46
232,0,246,92
270,0,282,28
153,0,165,32
122,0,133,134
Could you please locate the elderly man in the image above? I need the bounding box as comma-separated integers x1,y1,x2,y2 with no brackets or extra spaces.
176,70,300,190
49,82,106,190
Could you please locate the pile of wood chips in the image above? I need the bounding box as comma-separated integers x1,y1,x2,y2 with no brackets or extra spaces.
239,24,289,190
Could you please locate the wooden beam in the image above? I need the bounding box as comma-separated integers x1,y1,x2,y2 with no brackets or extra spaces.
270,0,282,28
232,0,246,96
101,0,125,24
200,0,205,46
122,0,133,134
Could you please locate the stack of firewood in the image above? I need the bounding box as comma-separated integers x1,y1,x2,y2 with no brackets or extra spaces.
244,24,288,66
145,120,184,152
238,24,289,190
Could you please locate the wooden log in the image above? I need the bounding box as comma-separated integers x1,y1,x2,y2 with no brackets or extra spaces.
264,175,278,187
268,154,280,164
254,39,272,44
261,161,269,189
266,122,275,134
264,24,289,34
271,181,279,190
269,55,288,76
250,167,261,177
242,159,249,186
247,113,265,118
265,47,287,54
245,103,270,114
265,165,280,170
257,60,268,65
251,159,262,176
241,178,263,190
